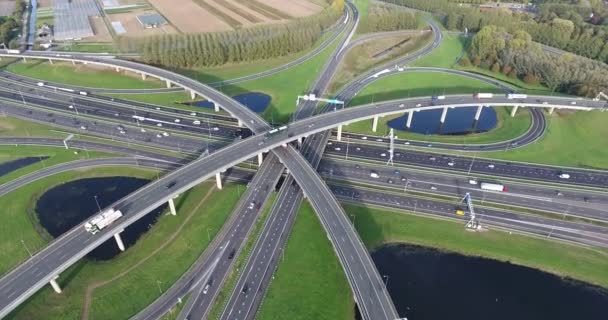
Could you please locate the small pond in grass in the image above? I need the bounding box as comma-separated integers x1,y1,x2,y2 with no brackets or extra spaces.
36,177,166,260
0,157,49,177
355,244,608,320
387,106,497,135
189,92,271,113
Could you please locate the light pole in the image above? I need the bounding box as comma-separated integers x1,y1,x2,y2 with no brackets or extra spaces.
383,275,389,288
94,195,102,213
21,239,32,258
467,152,477,176
350,214,356,228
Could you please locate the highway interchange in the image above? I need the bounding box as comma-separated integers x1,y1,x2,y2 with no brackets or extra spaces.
0,2,608,320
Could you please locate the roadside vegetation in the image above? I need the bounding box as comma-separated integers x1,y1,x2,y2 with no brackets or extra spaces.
259,202,608,319
8,180,242,320
4,61,165,89
257,202,353,320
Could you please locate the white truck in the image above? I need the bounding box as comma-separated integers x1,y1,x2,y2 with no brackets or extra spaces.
507,93,528,99
84,208,123,234
480,182,506,192
473,93,493,99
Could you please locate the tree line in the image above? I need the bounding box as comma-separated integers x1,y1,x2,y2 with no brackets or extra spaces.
364,3,421,33
119,0,344,68
382,0,608,64
463,25,608,96
0,0,26,48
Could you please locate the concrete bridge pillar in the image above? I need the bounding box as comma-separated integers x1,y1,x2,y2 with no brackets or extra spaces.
297,137,302,146
114,232,125,251
372,115,379,132
190,90,196,100
475,105,484,121
406,110,414,128
214,103,220,112
238,119,243,127
549,106,555,115
48,59,53,65
22,57,26,63
215,172,222,190
511,105,519,117
49,276,62,294
337,124,343,141
440,107,448,123
71,60,76,65
257,153,263,166
141,73,147,80
115,67,120,72
165,80,171,88
168,198,177,216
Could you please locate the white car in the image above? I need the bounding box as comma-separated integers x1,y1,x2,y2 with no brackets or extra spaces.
356,147,361,151
468,179,478,185
376,139,383,142
430,186,437,190
140,128,146,133
380,153,386,157
174,119,181,123
399,104,405,108
335,147,341,151
203,284,210,295
361,136,367,140
68,105,74,109
327,141,333,145
156,123,163,127
162,132,169,137
193,120,201,125
248,202,255,209
558,173,571,179
190,112,197,116
488,164,495,169
156,133,162,138
570,101,576,105
80,125,87,130
212,127,219,131
416,103,422,107
404,141,410,145
447,161,455,166
370,171,379,178
119,130,126,134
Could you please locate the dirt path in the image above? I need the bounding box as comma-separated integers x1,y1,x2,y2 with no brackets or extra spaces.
80,186,216,320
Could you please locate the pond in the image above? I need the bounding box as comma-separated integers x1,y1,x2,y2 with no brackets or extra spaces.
36,177,166,260
0,157,48,177
189,92,271,113
359,244,608,320
387,106,497,135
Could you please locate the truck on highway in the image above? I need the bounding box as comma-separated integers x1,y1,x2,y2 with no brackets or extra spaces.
506,93,527,99
79,91,88,96
455,209,465,216
473,93,493,99
480,182,507,192
431,95,445,105
264,125,288,138
84,208,123,234
6,49,21,54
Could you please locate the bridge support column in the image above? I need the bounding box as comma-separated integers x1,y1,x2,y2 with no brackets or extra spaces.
48,59,53,65
406,110,413,128
71,60,76,65
475,105,483,121
238,119,243,127
168,198,177,216
22,57,26,62
372,116,379,132
114,232,125,251
190,90,196,100
115,67,120,72
214,103,220,112
141,73,147,80
440,107,448,123
49,276,62,294
165,80,171,88
215,172,222,190
511,105,519,117
549,106,555,115
257,153,263,166
337,124,343,141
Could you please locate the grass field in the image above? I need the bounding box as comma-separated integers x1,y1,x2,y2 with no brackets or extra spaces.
330,32,432,92
56,42,119,54
257,202,353,320
5,61,163,89
259,202,608,319
9,181,242,320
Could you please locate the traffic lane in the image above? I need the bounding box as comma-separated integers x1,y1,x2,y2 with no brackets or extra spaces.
179,155,284,320
276,146,398,320
0,101,225,154
0,85,247,141
318,159,608,220
324,140,608,188
331,186,608,247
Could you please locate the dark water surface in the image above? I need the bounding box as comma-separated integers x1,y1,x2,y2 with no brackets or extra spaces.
36,177,166,260
0,157,48,177
387,106,497,135
362,244,608,320
190,92,271,113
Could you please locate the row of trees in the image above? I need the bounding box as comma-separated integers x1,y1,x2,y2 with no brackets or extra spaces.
383,0,608,64
0,0,26,48
118,0,344,68
364,4,421,33
465,25,608,96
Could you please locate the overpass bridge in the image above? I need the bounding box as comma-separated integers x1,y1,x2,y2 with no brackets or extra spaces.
0,91,606,318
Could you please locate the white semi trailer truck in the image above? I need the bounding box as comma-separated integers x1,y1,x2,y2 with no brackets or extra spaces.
84,208,123,234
